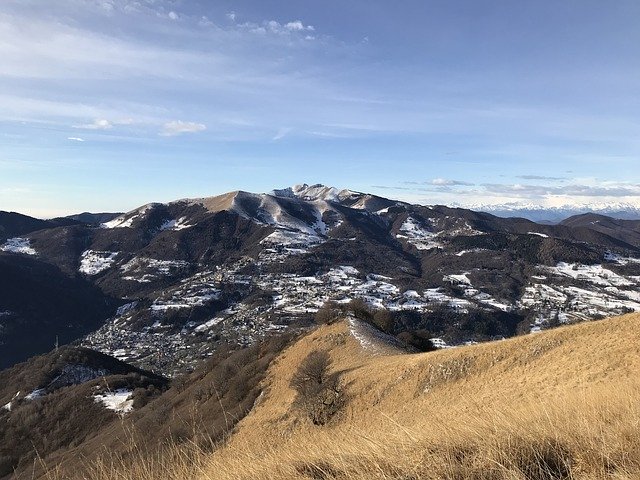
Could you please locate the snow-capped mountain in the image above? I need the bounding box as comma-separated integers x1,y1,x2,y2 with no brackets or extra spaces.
1,184,640,374
472,202,640,223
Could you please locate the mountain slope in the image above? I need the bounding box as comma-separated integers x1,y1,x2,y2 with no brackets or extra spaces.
47,312,640,480
199,312,640,479
0,254,118,369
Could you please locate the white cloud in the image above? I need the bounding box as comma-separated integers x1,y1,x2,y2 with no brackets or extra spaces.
226,12,236,22
167,11,179,21
161,120,207,136
67,137,85,142
74,119,112,130
267,20,280,32
285,20,314,32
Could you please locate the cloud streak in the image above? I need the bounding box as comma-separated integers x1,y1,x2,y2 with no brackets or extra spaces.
161,120,207,136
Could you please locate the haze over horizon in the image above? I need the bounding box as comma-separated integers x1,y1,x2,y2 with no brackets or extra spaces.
2,0,640,217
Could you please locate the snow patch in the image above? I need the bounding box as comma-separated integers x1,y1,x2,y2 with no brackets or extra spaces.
121,257,190,282
79,250,118,275
94,389,134,414
25,389,45,400
102,205,154,228
548,262,633,287
396,217,441,250
160,217,193,231
444,273,471,285
1,237,36,255
348,317,404,354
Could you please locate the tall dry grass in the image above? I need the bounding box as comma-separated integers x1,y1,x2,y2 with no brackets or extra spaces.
50,313,640,480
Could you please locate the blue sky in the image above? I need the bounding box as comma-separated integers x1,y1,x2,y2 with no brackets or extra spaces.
1,0,639,217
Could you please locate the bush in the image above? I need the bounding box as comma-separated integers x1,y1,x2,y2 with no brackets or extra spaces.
371,309,394,334
314,301,344,325
291,351,344,425
347,299,373,322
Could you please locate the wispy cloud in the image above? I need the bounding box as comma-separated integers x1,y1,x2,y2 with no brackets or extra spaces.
67,136,85,142
161,120,207,136
429,178,474,186
272,127,292,141
516,175,566,181
371,179,640,208
73,119,112,130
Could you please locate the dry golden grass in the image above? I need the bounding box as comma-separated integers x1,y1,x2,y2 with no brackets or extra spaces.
59,313,640,479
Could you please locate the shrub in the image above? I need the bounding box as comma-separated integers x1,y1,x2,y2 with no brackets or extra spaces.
290,351,344,425
347,299,373,322
371,309,394,334
314,301,344,325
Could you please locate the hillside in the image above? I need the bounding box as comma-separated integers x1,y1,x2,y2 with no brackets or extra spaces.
55,312,640,480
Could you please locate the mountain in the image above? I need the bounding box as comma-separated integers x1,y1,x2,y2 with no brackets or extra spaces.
474,202,640,223
1,183,639,375
0,211,79,243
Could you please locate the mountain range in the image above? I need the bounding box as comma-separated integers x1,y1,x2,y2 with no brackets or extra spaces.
1,184,639,374
473,202,640,223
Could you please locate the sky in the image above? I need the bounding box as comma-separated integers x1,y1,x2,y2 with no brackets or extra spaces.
1,0,640,217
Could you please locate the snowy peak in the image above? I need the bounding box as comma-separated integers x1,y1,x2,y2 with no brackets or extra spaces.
291,183,355,202
472,202,640,223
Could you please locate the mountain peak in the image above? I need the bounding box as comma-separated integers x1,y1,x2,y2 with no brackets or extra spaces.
269,183,356,202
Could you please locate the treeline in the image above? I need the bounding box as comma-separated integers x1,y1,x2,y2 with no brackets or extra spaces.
315,299,526,350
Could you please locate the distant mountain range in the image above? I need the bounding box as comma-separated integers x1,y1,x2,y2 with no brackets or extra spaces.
0,184,639,374
470,202,640,223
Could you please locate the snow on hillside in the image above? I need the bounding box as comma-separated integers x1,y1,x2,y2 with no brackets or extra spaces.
79,250,118,275
520,262,640,331
396,217,441,250
101,204,155,228
94,389,133,415
150,271,221,312
548,262,633,287
121,257,190,283
605,252,640,265
348,317,405,355
160,217,193,231
1,237,36,255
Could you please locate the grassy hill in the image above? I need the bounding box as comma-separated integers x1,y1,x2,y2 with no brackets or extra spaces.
57,313,640,479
